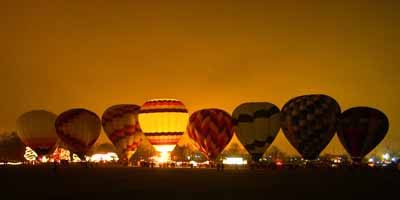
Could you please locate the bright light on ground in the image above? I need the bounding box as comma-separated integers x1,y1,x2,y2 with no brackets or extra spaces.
72,154,81,162
40,156,49,163
88,153,119,162
189,161,198,167
223,157,247,165
0,162,22,165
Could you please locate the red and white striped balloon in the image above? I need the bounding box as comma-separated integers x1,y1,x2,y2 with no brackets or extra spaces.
102,104,142,161
187,109,234,160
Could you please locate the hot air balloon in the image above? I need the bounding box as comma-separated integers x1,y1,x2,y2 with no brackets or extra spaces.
55,108,101,158
337,107,389,163
232,102,281,162
102,104,142,163
281,94,341,160
187,109,234,161
138,99,188,162
16,110,58,156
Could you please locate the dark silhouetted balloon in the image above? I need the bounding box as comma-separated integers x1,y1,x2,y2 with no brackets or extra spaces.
55,108,101,157
281,94,341,160
16,110,58,155
337,107,389,162
102,104,142,162
232,102,281,162
187,109,234,161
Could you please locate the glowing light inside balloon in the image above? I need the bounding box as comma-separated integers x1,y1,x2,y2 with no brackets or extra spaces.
156,151,170,163
154,145,176,153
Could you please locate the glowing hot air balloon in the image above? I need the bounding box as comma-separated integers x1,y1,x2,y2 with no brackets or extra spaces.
16,110,58,156
187,109,234,161
281,94,341,160
102,104,142,163
55,108,101,158
232,102,281,162
337,107,389,163
138,99,188,162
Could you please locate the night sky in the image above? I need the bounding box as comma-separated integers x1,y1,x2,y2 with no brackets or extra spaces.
1,1,399,155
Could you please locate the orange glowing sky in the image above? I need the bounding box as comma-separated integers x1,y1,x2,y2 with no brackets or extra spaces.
1,1,399,156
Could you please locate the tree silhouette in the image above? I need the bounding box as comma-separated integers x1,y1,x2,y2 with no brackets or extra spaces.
0,131,25,161
265,145,287,161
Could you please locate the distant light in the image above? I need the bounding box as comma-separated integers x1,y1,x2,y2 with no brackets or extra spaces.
391,157,398,162
276,160,284,166
383,153,390,160
368,158,375,163
0,162,23,165
189,160,198,167
368,163,375,167
223,157,247,165
40,156,49,163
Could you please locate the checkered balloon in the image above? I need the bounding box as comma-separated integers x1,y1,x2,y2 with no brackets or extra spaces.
281,94,341,160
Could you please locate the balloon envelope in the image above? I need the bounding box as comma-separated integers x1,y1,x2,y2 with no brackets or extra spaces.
16,110,58,155
102,104,142,161
55,108,101,157
337,107,389,162
138,99,188,153
232,102,281,162
281,94,340,160
187,109,234,161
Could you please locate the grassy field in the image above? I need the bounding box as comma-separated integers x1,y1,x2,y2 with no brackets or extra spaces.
0,165,399,200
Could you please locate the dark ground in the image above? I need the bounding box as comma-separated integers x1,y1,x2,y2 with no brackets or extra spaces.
0,165,399,200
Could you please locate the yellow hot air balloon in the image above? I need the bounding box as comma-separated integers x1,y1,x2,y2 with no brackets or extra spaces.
16,110,58,156
138,99,188,162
